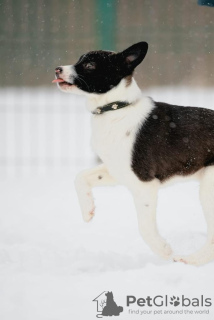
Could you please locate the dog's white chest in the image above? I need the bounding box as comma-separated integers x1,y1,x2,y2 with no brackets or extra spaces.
90,99,153,183
91,115,134,182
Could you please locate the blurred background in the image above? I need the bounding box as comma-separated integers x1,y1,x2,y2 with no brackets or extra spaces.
1,0,214,87
0,0,214,176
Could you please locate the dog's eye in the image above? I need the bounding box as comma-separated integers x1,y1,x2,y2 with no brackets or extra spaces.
84,62,96,70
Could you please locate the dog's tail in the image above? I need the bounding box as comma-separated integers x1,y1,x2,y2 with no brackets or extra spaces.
118,306,123,313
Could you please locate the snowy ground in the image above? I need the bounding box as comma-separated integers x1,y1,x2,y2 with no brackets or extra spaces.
0,87,214,319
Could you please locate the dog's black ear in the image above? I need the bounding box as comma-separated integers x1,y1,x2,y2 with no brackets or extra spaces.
120,42,148,69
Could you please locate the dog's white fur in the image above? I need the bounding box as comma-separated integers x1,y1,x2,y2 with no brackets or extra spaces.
59,67,214,266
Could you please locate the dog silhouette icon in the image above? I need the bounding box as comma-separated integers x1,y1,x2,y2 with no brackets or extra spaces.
102,291,123,317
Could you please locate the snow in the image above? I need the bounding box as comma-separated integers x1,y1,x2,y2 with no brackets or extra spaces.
0,87,214,319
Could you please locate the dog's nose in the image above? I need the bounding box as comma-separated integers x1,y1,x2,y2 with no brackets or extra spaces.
55,67,63,74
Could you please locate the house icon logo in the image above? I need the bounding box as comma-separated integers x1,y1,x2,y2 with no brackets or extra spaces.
93,291,123,318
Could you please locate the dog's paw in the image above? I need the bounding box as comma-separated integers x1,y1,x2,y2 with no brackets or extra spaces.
173,255,199,265
83,206,95,222
173,246,214,266
81,193,96,222
173,256,188,264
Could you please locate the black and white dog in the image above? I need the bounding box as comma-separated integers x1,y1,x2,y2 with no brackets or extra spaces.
53,42,214,265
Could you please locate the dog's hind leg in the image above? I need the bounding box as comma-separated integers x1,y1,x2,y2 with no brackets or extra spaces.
174,166,214,265
131,179,172,260
75,164,117,222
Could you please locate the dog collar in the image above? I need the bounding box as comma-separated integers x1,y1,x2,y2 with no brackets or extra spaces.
92,101,131,115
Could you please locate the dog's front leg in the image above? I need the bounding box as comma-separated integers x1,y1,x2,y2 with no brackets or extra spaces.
132,180,172,260
75,164,117,222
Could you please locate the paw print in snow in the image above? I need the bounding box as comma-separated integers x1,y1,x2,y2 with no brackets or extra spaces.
170,296,180,307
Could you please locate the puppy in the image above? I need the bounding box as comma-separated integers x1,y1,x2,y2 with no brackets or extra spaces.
53,42,214,265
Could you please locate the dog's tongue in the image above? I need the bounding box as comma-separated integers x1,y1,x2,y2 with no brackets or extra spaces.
52,78,65,83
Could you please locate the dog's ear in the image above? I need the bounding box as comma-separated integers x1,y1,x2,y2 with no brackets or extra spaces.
120,42,148,70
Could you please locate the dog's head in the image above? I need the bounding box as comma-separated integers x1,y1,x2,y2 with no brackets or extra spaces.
53,42,148,96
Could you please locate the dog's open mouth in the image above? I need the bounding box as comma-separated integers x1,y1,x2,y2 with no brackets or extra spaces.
52,78,73,86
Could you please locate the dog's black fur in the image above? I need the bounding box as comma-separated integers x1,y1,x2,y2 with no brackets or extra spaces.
132,101,214,182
